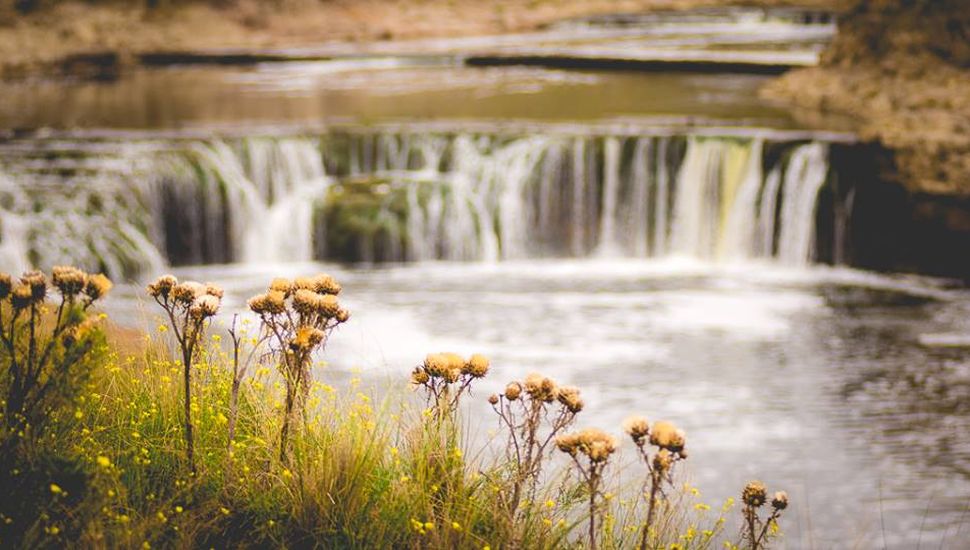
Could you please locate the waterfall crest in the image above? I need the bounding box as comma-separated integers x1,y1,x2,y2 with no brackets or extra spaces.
0,131,835,277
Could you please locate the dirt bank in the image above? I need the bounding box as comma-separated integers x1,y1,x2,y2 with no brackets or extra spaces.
762,0,970,196
0,0,837,77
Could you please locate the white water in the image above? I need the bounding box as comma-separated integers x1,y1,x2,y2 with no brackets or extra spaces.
0,132,834,278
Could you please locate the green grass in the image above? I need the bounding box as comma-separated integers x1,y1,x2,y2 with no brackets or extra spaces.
0,291,783,549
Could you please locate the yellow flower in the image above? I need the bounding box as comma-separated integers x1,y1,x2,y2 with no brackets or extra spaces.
47,526,60,535
451,521,461,531
281,469,293,480
96,456,111,469
424,522,434,531
174,506,183,514
220,507,230,515
49,484,63,495
545,499,555,508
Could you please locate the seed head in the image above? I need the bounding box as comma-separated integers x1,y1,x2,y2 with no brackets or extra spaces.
622,416,650,443
742,481,768,508
189,295,220,319
555,432,581,456
556,385,584,413
11,284,33,310
410,367,430,386
52,266,88,297
292,289,321,316
293,277,316,292
312,274,341,295
771,491,788,510
524,373,558,403
463,354,490,378
317,294,341,318
0,272,11,299
204,283,224,299
488,394,500,405
147,274,178,298
653,449,674,473
573,428,618,463
85,273,112,300
21,270,47,302
172,281,205,305
269,278,293,295
336,308,351,323
423,354,449,378
248,291,286,315
649,421,686,453
291,326,325,351
504,381,522,401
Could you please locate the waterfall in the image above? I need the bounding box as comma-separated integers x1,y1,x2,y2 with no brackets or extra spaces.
0,130,837,278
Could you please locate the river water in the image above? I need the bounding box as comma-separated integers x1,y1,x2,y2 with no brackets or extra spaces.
1,8,968,548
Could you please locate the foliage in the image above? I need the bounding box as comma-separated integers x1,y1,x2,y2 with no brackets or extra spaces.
0,267,789,549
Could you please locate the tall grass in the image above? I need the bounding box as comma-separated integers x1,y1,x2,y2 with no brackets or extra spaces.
0,268,789,549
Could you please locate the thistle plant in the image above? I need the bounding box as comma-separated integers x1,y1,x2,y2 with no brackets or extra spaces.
247,275,349,462
0,267,111,440
410,352,490,419
622,416,688,550
740,481,788,550
488,373,583,519
147,275,223,472
555,427,618,550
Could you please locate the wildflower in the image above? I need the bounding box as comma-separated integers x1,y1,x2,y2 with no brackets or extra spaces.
220,507,230,515
0,272,11,299
653,449,674,473
649,421,686,453
175,281,207,305
771,491,788,510
463,354,490,378
11,284,33,310
248,291,286,315
52,266,87,297
292,289,321,316
410,367,430,386
281,469,293,480
269,278,293,295
22,270,47,302
189,295,220,319
146,275,178,298
623,415,650,443
504,381,522,400
85,274,112,300
451,521,462,531
203,282,224,299
742,481,767,507
545,499,555,508
312,274,341,295
524,373,557,402
96,456,111,469
556,385,584,413
49,483,63,495
488,394,499,405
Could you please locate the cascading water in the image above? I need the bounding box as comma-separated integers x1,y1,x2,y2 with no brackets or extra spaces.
0,130,837,278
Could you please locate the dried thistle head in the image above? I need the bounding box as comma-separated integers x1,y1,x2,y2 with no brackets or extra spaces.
269,277,293,295
172,281,205,305
312,274,341,295
0,272,11,300
317,294,341,318
555,432,581,456
771,491,788,511
524,373,558,403
622,415,650,444
84,273,112,300
742,481,768,508
653,449,674,473
336,308,351,323
649,421,686,453
147,274,178,298
293,277,316,292
488,394,500,405
423,353,450,378
292,289,320,316
556,385,584,413
21,270,47,302
504,381,522,400
52,266,87,297
189,295,220,319
463,354,490,378
248,291,286,315
290,326,325,351
204,282,224,299
11,284,33,310
410,366,430,386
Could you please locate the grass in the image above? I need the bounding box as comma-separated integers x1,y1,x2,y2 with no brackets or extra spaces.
0,269,788,549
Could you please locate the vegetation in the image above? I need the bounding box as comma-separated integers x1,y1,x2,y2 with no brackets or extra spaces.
0,267,789,549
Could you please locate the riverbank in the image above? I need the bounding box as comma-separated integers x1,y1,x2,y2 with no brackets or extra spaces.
0,0,838,77
762,0,970,197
